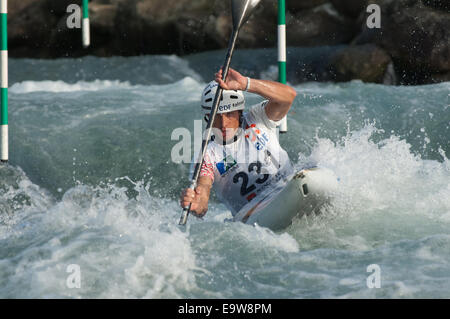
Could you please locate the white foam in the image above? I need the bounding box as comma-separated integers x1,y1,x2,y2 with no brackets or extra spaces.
10,80,132,93
0,179,203,298
252,224,299,253
392,281,420,298
290,122,450,251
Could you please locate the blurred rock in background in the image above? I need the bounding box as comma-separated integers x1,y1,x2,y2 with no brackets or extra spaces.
8,0,450,85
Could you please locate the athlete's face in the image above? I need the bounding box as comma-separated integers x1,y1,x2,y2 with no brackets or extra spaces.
212,111,241,141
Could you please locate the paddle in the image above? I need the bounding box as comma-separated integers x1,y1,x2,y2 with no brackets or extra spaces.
179,0,262,225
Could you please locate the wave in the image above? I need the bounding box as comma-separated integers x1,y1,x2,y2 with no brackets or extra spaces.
2,120,450,297
9,77,204,95
290,122,450,250
9,80,133,94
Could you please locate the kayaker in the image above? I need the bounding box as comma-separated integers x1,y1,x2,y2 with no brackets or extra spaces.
180,68,297,220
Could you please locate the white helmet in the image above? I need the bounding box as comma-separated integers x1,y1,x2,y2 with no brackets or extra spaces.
201,81,245,115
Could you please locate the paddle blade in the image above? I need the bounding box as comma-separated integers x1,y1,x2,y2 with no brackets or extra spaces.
231,0,262,31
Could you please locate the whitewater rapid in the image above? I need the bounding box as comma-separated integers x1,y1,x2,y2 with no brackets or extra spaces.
1,52,449,298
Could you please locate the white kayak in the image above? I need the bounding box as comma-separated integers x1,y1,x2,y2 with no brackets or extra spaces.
234,167,339,231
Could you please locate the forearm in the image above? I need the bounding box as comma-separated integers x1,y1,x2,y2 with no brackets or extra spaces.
215,68,297,121
247,78,296,107
194,178,212,215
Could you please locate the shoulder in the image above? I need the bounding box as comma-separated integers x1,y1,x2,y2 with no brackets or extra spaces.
245,100,282,129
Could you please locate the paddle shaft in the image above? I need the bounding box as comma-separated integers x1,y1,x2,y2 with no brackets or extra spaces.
179,29,240,225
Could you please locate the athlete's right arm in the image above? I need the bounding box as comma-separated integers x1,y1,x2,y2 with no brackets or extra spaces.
179,176,213,217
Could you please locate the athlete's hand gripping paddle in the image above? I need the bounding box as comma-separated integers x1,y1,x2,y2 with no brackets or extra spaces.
179,0,262,226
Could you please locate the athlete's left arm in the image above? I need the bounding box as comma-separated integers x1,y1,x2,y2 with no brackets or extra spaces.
215,68,297,121
247,79,297,121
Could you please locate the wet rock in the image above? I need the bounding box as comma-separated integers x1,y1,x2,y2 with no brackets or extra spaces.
90,3,117,30
88,0,276,56
421,0,450,11
354,0,450,84
429,72,450,83
8,0,58,58
287,0,330,13
238,0,278,49
6,0,450,86
330,0,368,18
46,0,78,15
287,4,359,46
328,44,393,83
8,0,36,14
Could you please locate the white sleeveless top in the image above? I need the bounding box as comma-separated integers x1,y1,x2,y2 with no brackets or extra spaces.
192,101,294,217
